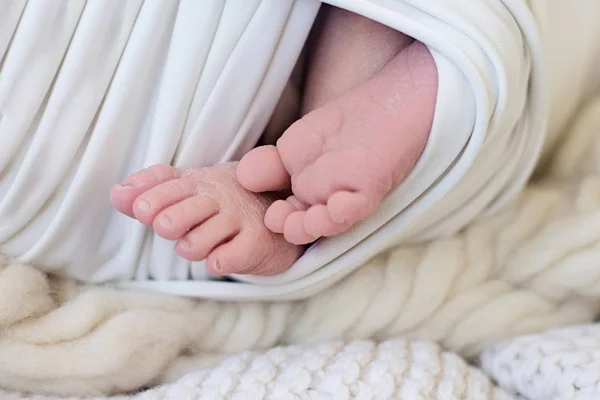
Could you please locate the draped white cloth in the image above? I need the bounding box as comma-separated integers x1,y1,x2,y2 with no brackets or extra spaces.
0,0,318,286
1,0,599,300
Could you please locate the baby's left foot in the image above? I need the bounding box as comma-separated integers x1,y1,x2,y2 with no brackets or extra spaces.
238,7,438,245
110,164,302,276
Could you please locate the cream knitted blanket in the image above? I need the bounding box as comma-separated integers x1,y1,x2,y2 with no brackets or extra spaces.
3,97,600,399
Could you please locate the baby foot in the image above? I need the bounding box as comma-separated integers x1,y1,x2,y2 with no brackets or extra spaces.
238,7,438,245
110,163,302,276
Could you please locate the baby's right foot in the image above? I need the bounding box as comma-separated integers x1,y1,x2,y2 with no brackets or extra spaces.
238,7,438,245
110,163,302,276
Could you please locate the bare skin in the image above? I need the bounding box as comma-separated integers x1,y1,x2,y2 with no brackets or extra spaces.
238,7,437,244
110,163,302,275
110,6,438,276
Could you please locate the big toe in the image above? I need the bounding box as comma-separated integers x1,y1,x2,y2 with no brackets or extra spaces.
237,145,290,193
207,231,303,276
110,164,181,218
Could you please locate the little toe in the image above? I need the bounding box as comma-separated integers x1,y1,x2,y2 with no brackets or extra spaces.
327,190,374,226
175,215,239,261
303,204,349,238
132,178,199,225
237,145,290,193
153,195,220,240
264,195,307,234
110,164,181,218
283,211,317,245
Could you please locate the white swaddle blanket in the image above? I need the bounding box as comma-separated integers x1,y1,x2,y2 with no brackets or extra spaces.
1,0,599,301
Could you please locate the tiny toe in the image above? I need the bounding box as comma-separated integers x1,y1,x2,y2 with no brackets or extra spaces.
110,164,181,218
327,190,374,226
264,196,307,234
132,178,199,225
153,195,220,240
283,211,317,245
303,205,349,238
175,215,239,261
237,145,290,192
264,200,295,234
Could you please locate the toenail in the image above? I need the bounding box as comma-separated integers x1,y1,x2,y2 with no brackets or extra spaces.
137,199,150,212
333,215,347,224
179,239,191,250
160,214,172,227
121,181,138,187
114,183,133,190
209,258,222,273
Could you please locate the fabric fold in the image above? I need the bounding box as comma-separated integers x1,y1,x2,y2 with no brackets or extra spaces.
2,0,600,300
